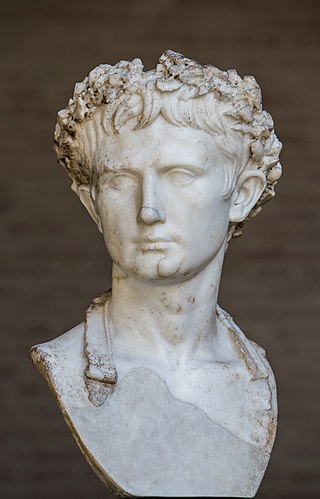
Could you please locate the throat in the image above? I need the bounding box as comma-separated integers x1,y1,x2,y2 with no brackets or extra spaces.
108,257,224,368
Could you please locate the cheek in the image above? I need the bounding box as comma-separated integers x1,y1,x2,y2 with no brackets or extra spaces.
98,188,139,219
96,194,137,253
188,197,230,239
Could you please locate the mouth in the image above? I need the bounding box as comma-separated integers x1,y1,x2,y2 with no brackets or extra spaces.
141,243,169,252
138,237,172,252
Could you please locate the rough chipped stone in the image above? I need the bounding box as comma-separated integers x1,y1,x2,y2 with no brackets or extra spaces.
30,51,281,497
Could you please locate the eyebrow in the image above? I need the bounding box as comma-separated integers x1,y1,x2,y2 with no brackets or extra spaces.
103,165,138,174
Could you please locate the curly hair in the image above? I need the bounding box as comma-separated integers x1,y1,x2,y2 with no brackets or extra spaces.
54,50,282,238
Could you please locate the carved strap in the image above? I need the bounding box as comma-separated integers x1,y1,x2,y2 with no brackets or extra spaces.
216,305,269,382
84,290,118,406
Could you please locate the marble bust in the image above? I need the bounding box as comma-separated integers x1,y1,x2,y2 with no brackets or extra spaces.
30,50,282,497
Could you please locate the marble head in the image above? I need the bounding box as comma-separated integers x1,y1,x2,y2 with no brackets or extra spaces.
54,50,282,248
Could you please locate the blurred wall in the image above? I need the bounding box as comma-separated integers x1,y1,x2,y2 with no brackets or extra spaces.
1,0,320,497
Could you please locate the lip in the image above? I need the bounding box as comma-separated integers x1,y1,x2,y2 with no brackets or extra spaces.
142,237,171,243
134,236,172,244
138,238,172,252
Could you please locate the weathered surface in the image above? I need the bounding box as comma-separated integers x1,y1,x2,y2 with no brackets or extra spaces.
30,292,277,497
29,50,280,496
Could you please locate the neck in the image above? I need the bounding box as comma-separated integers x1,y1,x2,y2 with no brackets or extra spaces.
108,244,226,368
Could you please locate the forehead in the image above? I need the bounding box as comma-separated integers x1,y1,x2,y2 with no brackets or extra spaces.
96,116,235,171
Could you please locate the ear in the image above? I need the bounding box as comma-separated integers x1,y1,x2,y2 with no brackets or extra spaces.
77,184,102,233
229,170,266,223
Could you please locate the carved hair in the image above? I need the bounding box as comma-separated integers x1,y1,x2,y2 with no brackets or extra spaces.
54,50,282,238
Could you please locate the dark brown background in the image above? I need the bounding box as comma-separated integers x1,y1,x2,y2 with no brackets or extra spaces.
1,0,319,497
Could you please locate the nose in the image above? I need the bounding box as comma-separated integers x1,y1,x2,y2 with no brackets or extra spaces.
137,174,166,225
137,206,162,225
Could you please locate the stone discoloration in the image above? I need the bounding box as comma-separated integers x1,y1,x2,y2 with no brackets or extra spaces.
29,292,277,497
30,334,273,497
29,50,281,497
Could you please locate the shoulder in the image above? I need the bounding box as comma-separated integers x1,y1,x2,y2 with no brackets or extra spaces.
216,305,278,452
217,305,275,381
29,322,90,407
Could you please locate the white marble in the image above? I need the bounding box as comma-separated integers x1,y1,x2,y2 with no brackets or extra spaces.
30,50,282,497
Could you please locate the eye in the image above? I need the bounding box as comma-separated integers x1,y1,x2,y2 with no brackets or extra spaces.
109,173,138,190
166,168,196,186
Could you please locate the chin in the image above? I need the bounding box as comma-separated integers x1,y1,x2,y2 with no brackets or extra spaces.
121,254,184,284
